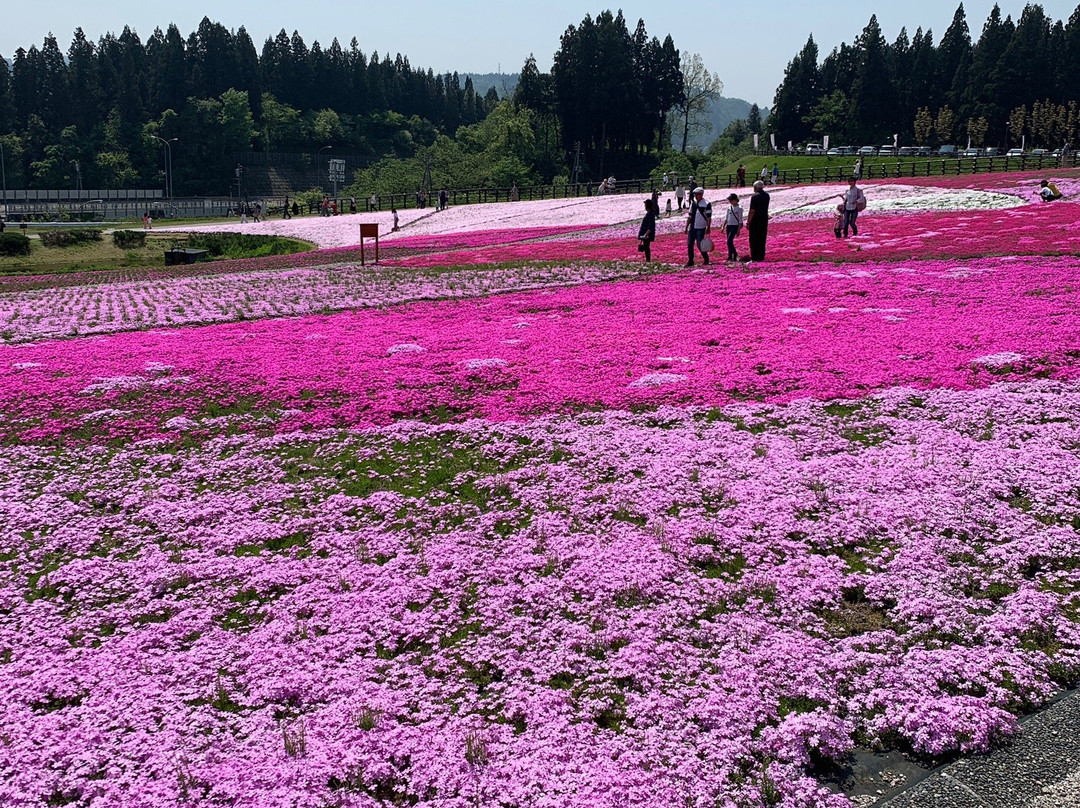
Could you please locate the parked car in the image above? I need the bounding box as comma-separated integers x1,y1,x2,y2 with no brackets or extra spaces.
984,147,1001,156
937,145,958,156
878,145,896,156
836,146,857,156
916,146,933,156
1029,148,1049,157
898,146,917,156
858,145,877,156
961,147,981,157
1006,148,1025,158
804,144,825,156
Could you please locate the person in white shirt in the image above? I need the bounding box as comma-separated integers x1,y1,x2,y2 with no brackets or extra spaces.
723,193,744,261
684,187,712,267
837,178,866,237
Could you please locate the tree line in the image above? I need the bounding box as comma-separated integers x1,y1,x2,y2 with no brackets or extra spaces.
0,12,692,197
0,18,500,194
768,3,1080,149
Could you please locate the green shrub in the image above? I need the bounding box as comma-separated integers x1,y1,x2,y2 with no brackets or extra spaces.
186,232,308,259
40,229,103,248
112,230,147,249
0,232,32,257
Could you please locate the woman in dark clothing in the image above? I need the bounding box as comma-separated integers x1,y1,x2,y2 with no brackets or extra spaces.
637,199,657,262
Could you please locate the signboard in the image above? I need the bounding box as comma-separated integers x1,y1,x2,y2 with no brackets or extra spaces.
328,159,347,183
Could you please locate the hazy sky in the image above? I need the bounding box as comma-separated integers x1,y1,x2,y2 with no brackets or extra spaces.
5,1,1078,106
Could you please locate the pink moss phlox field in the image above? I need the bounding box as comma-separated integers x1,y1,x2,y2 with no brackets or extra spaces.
0,261,658,343
2,382,1079,807
4,253,1080,443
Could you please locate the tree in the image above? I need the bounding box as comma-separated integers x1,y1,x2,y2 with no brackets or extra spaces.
747,104,762,135
913,107,934,144
803,90,850,141
848,16,897,144
672,52,722,153
768,35,820,146
966,115,989,147
935,106,956,143
1007,105,1027,147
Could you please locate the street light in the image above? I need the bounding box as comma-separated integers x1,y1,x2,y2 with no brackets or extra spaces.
1,139,7,221
317,145,332,192
150,135,178,207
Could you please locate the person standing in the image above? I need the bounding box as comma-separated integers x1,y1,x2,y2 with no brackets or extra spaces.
771,163,780,185
391,206,400,231
637,198,656,262
746,180,770,262
510,182,519,202
837,177,865,236
684,186,712,267
650,188,661,216
675,182,685,211
723,192,743,262
760,165,769,185
349,196,357,214
369,193,379,212
439,188,449,211
283,196,291,219
737,164,746,188
853,157,863,181
662,172,670,191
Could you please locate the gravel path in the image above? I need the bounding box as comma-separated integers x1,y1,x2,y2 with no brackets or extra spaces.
880,691,1080,808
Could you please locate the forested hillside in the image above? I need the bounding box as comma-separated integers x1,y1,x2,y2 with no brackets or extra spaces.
769,3,1080,148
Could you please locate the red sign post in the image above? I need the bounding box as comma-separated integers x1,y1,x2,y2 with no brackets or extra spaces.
358,223,380,265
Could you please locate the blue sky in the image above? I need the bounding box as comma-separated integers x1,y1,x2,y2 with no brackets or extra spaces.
5,1,1078,106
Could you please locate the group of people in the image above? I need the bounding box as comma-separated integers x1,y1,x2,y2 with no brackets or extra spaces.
637,181,771,265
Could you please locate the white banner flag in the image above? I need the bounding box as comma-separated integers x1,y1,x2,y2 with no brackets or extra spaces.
788,140,793,153
770,133,776,150
823,135,830,150
893,133,899,148
753,134,759,150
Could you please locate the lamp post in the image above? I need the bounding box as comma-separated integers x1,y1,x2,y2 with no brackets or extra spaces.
317,145,332,192
0,139,6,220
150,135,178,206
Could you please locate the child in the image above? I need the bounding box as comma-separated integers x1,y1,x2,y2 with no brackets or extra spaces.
1038,179,1063,201
833,203,844,238
391,207,400,232
637,198,656,262
724,193,744,261
665,198,673,217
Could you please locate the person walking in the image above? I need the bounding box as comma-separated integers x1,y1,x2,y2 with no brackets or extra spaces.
737,165,747,188
391,206,400,231
723,193,743,262
675,182,685,211
746,180,770,262
684,187,712,267
837,177,865,237
760,165,769,185
637,198,656,262
853,157,863,181
283,196,291,219
771,163,780,186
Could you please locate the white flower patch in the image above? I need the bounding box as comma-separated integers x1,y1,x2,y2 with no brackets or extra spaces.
80,376,146,395
630,372,687,388
387,343,426,355
305,333,326,341
143,362,173,375
12,362,41,370
163,416,198,431
513,321,532,329
464,358,508,370
81,409,129,421
973,352,1026,368
657,357,692,364
782,308,816,315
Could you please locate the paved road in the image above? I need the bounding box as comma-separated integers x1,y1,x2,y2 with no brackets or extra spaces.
881,691,1080,808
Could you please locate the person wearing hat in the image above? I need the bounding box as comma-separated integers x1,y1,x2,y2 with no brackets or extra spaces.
746,180,770,263
723,193,744,262
684,186,713,267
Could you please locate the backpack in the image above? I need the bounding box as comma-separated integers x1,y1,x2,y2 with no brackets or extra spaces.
856,190,867,212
